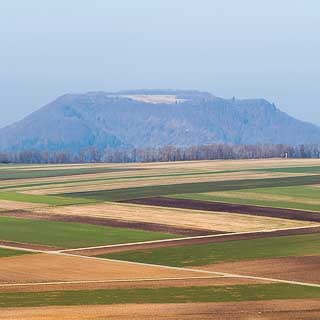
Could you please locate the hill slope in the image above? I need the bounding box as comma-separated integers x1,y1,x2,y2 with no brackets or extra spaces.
0,90,319,152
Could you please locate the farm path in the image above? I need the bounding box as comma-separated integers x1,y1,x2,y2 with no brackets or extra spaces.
1,240,320,289
59,224,320,255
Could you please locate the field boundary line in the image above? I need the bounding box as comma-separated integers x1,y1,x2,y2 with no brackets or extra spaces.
57,224,320,253
1,225,320,289
0,276,223,288
62,251,320,288
45,250,320,289
2,244,320,288
3,244,320,289
0,245,47,253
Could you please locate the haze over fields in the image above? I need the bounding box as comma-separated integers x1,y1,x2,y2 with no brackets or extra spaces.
1,1,320,128
1,2,320,319
0,90,319,153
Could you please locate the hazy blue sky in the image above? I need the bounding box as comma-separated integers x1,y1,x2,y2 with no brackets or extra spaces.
1,0,320,128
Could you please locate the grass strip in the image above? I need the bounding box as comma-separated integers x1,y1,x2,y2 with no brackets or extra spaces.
0,248,31,258
259,166,320,173
173,187,320,212
0,284,319,308
62,174,320,201
0,192,94,205
0,216,178,249
101,233,320,267
0,167,140,180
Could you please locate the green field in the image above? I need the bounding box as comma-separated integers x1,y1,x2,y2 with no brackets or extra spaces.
0,284,319,308
173,185,320,212
101,233,320,267
260,166,320,174
0,167,140,180
62,174,320,201
0,191,95,205
0,216,178,249
0,248,31,258
1,160,320,311
0,170,235,192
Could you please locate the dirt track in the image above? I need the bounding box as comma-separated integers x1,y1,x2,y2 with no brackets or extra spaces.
0,253,207,284
125,197,320,222
0,240,61,251
0,277,264,293
197,256,320,284
0,210,215,236
68,226,320,255
1,299,319,319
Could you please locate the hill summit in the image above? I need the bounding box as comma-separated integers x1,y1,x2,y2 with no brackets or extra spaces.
1,90,319,152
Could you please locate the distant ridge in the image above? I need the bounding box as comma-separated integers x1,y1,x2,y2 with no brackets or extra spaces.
0,90,319,152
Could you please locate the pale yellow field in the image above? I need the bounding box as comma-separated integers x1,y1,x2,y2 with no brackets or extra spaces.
202,190,320,206
128,158,320,171
33,202,313,233
4,158,320,172
0,200,48,211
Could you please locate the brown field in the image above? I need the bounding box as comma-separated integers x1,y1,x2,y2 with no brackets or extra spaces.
128,197,320,222
1,299,319,320
33,202,313,234
0,253,208,284
0,277,264,293
197,256,320,284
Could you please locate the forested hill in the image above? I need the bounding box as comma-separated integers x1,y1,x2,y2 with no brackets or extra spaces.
1,90,320,152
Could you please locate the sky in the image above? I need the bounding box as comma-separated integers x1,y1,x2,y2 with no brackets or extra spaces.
1,0,320,128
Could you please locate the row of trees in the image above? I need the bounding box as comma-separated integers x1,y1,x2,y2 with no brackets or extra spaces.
1,144,320,164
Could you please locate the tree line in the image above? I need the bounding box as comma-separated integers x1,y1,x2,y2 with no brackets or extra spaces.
1,144,320,164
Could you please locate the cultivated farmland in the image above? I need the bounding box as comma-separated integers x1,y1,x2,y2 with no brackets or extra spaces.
0,159,320,319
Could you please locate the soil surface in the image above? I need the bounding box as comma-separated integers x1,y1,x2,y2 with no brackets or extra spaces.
1,299,319,319
0,276,265,293
0,253,206,284
124,197,320,222
197,255,320,284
